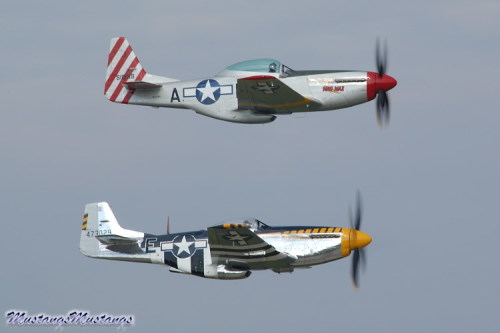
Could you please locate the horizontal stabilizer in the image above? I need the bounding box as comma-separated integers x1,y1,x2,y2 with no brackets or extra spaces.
96,234,140,245
80,202,145,258
122,81,162,90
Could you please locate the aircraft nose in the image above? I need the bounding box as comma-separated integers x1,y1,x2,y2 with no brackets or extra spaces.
377,74,397,92
350,230,372,250
367,72,398,100
341,229,372,256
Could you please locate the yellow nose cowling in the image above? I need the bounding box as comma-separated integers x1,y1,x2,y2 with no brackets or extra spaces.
341,229,372,256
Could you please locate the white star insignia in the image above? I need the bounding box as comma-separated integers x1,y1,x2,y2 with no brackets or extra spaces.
175,236,193,256
197,80,218,102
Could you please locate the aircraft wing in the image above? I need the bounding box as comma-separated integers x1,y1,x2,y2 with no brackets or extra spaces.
207,224,297,270
237,75,321,114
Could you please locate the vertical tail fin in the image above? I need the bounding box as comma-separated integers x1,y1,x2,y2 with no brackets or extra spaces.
104,37,147,104
80,203,101,257
80,202,144,259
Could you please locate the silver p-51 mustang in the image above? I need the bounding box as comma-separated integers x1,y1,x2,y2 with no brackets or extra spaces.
80,197,371,288
105,37,397,126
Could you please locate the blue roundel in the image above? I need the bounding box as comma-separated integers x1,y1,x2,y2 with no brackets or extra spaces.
196,79,221,105
173,234,196,259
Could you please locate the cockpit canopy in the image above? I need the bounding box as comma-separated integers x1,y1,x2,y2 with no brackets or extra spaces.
224,59,294,77
221,218,270,231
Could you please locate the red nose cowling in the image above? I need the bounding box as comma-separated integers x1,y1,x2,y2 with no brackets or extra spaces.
367,72,397,101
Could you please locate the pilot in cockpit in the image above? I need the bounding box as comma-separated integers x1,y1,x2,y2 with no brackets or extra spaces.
241,219,269,230
242,220,255,229
269,62,277,73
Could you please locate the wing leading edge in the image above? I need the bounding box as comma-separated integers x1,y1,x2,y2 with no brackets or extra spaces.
208,224,296,270
237,76,321,114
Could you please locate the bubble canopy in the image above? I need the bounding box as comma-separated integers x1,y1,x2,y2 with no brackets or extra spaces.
218,218,270,231
225,59,293,75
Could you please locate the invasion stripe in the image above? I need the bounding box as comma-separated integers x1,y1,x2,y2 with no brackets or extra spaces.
210,248,273,255
210,244,272,252
210,243,270,249
213,251,282,259
104,45,133,94
211,247,278,256
214,254,289,264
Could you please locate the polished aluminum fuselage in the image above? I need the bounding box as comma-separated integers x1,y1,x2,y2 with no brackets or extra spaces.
258,228,344,268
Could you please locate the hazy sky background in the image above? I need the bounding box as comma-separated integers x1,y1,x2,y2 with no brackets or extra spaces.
2,1,499,332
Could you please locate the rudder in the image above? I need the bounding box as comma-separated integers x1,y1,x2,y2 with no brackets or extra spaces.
80,203,101,257
80,202,144,259
104,37,147,104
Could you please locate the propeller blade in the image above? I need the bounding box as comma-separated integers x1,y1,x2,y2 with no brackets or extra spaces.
359,247,367,272
349,206,354,230
349,192,362,230
351,248,367,290
376,38,388,77
349,191,367,290
354,191,362,230
376,41,382,75
351,249,360,289
376,90,390,127
374,38,393,127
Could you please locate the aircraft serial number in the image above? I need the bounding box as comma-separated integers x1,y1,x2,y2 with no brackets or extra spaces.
116,74,135,80
86,230,112,237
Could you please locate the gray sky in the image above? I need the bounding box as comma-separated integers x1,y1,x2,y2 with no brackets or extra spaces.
2,1,499,332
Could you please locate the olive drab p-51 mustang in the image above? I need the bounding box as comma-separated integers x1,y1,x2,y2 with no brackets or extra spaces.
105,37,397,126
80,196,371,288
